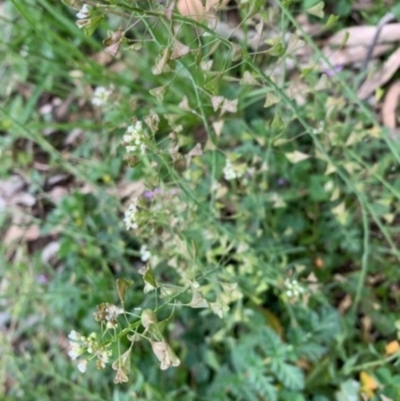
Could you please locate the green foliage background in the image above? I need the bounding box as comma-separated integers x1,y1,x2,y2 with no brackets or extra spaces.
1,0,400,400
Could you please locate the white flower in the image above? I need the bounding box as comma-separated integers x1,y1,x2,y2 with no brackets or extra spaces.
123,121,146,155
77,359,88,373
124,202,138,230
223,159,243,181
76,4,90,19
140,245,151,262
68,330,81,341
68,343,84,360
96,349,112,369
284,278,305,298
92,86,111,106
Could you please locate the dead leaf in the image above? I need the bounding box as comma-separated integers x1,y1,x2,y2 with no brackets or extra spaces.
115,180,145,200
64,128,84,146
205,0,229,10
361,315,372,343
12,192,36,207
47,174,69,187
296,14,324,37
177,0,205,21
382,79,400,129
0,175,36,208
48,186,69,204
322,44,392,67
4,223,40,245
41,241,60,264
0,176,24,199
328,24,400,47
338,294,352,314
358,47,400,99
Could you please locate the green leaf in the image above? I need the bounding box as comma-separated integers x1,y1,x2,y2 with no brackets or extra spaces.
248,371,277,401
335,379,360,401
61,0,82,8
143,267,157,287
264,91,280,108
295,342,327,362
78,15,103,37
324,14,339,29
116,278,133,304
392,3,400,19
307,1,324,18
271,360,305,390
265,39,286,57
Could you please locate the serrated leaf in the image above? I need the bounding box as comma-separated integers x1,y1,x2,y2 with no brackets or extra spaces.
248,371,277,401
295,342,326,362
271,360,305,390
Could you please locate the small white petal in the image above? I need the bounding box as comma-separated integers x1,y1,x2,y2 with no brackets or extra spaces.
68,330,80,341
76,4,90,19
77,359,88,373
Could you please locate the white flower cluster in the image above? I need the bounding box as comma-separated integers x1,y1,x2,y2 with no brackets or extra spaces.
223,159,243,181
76,4,91,29
124,202,138,230
76,4,90,19
140,245,151,262
284,278,305,299
92,86,111,106
68,330,112,373
123,121,146,155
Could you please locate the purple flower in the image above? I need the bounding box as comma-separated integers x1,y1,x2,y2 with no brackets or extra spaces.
277,178,286,187
323,65,342,77
143,190,155,199
37,274,49,284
